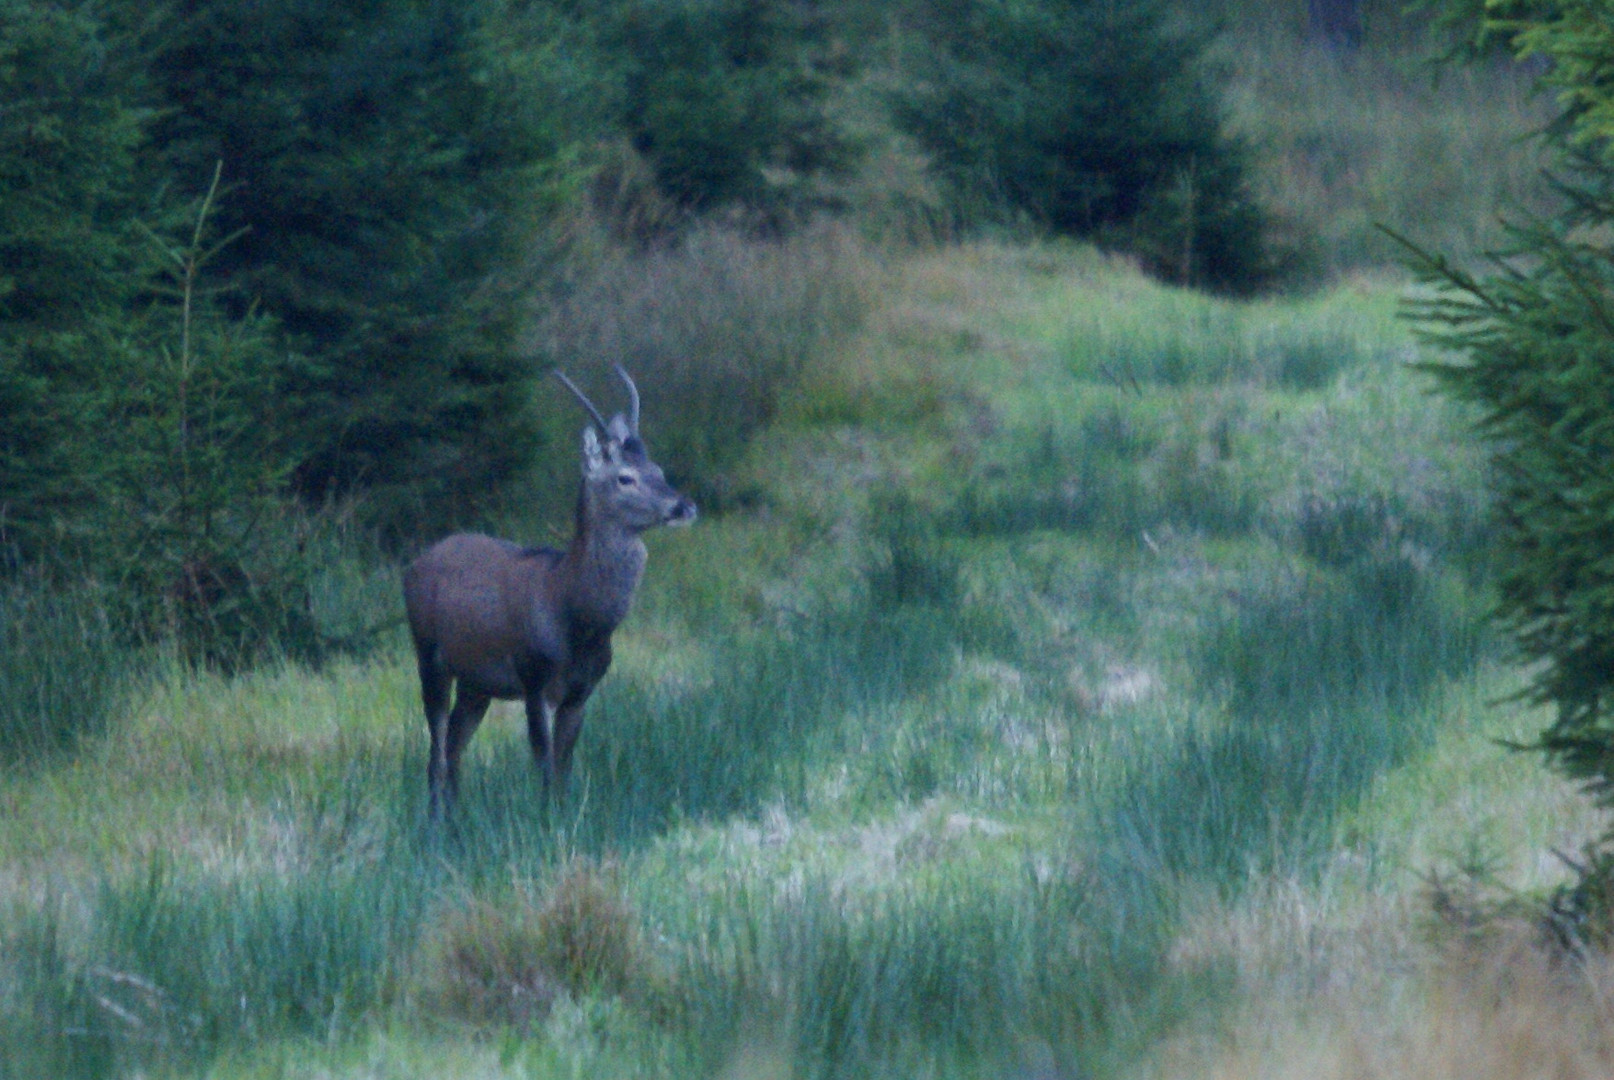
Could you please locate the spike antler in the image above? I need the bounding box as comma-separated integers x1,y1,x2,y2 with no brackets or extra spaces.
553,370,609,434
614,364,640,436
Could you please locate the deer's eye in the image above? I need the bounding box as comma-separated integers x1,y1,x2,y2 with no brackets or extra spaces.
617,473,636,487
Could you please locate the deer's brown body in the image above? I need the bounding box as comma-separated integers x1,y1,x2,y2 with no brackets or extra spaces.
403,368,694,816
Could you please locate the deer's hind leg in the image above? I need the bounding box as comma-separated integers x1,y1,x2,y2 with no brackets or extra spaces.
415,641,454,817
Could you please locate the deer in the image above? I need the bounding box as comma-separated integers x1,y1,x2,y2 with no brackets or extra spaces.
402,365,696,818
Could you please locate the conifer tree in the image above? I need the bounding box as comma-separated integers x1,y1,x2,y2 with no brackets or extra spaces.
1415,0,1614,924
140,0,584,536
0,0,153,561
601,0,855,224
891,0,1269,290
98,167,317,667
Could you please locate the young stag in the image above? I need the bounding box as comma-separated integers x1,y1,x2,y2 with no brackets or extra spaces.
403,366,696,817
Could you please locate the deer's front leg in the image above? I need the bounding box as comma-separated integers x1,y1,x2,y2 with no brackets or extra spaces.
551,692,592,789
516,654,560,790
525,691,559,790
550,642,610,790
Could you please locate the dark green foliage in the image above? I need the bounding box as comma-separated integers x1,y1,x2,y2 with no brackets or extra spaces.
892,0,1271,290
1,0,1282,615
1416,223,1614,799
0,0,153,559
0,2,309,667
0,0,597,667
1411,2,1614,830
0,0,148,327
6,163,335,669
93,172,323,668
596,0,857,225
138,0,579,535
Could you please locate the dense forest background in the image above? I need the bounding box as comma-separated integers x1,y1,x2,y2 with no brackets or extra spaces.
0,0,1526,670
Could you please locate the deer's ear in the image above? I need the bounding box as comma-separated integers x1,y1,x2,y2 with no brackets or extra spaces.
581,426,606,474
607,414,632,444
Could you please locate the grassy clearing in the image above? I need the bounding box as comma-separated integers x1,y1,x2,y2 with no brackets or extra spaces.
0,237,1584,1079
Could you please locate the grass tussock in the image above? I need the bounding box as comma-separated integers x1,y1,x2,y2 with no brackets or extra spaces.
529,859,649,1001
417,859,651,1031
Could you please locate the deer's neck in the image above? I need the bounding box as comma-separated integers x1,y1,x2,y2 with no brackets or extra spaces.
560,494,646,631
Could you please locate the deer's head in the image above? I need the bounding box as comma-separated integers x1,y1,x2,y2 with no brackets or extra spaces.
557,366,696,533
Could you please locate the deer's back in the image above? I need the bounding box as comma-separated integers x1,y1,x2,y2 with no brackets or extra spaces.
403,533,567,676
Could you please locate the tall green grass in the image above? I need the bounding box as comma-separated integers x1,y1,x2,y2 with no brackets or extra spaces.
661,867,1201,1080
1101,556,1487,892
431,598,962,862
1061,287,1405,391
1,744,424,1078
0,581,1195,1078
0,578,133,765
0,584,971,1075
0,573,1483,1079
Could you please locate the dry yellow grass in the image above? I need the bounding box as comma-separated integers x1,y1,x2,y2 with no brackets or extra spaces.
1147,930,1614,1080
